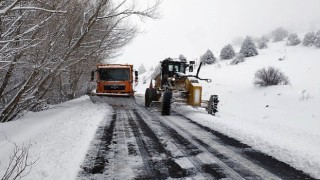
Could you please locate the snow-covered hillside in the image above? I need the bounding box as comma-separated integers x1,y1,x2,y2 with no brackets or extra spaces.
137,41,320,178
0,41,319,180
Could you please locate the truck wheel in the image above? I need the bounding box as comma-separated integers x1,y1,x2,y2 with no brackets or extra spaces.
145,88,157,107
150,88,157,101
145,88,151,107
161,91,172,115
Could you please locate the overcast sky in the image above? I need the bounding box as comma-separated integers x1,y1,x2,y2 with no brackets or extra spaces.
114,0,320,69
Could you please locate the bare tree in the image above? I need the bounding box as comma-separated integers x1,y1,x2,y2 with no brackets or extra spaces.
0,0,67,122
0,0,161,122
1,143,37,180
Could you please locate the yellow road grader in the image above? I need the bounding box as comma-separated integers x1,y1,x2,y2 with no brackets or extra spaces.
145,58,218,115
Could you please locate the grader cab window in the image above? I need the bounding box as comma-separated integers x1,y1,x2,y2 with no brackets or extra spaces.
99,68,130,81
172,64,186,73
180,64,185,73
164,62,187,77
174,65,179,72
168,64,179,72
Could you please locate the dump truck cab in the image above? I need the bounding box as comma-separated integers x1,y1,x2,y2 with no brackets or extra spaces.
90,64,137,97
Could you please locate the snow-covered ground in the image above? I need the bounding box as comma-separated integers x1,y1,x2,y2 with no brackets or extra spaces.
0,97,112,180
0,41,320,179
136,42,320,178
174,42,320,178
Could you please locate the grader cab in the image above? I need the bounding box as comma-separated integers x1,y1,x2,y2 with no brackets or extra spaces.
145,58,218,115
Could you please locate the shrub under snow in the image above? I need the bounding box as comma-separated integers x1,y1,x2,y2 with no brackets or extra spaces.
271,27,289,42
240,36,258,57
315,30,320,48
230,53,245,65
257,35,269,49
254,66,290,87
200,49,216,65
303,32,317,46
220,44,235,60
287,33,301,46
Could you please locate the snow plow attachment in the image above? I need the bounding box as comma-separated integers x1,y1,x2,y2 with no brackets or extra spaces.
89,95,136,108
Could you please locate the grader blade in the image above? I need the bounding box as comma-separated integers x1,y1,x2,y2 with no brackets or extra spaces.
149,101,162,110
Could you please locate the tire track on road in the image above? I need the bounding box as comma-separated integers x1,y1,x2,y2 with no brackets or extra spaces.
177,114,317,180
135,106,232,179
77,112,116,179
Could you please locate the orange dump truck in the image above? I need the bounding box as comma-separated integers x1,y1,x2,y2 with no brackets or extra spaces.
89,64,138,97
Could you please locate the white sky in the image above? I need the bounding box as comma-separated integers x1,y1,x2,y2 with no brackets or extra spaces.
114,0,320,69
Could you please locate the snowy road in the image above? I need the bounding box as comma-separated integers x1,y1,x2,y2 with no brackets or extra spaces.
77,97,315,179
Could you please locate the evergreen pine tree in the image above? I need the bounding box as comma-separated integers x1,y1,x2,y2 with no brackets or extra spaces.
220,44,235,60
287,33,301,46
272,27,289,42
200,49,216,65
315,30,320,48
303,32,317,46
240,36,258,57
257,35,269,49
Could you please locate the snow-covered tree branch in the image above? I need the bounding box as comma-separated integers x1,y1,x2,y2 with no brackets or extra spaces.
0,0,160,122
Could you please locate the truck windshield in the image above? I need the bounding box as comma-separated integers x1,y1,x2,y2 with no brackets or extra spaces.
99,68,130,81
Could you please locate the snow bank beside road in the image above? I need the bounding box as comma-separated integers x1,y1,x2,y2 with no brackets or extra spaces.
0,96,112,180
178,42,320,178
176,105,320,179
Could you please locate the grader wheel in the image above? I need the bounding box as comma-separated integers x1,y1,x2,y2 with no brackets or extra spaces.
207,95,219,115
145,88,157,107
161,91,172,115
